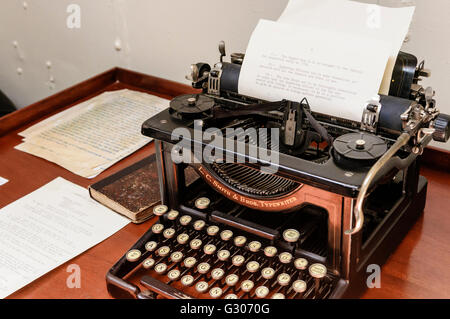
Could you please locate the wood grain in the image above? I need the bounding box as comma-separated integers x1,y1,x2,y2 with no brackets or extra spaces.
0,68,448,299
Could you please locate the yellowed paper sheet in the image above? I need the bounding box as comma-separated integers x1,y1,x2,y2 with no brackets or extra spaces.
16,89,168,178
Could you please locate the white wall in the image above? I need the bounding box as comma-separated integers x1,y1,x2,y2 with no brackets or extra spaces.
0,0,449,150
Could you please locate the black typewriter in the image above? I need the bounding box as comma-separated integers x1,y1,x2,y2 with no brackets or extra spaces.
106,42,449,299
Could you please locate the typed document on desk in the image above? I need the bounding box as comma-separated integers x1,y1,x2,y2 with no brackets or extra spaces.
0,178,129,298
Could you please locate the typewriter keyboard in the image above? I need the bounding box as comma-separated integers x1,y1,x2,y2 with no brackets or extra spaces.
122,200,339,299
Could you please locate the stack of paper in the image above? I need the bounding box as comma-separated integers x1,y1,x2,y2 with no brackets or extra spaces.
16,89,169,178
239,0,415,122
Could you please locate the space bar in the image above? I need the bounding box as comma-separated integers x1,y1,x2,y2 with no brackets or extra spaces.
140,275,194,299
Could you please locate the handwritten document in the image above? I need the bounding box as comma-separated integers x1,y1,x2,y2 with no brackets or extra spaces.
0,177,129,299
239,0,414,122
16,89,169,178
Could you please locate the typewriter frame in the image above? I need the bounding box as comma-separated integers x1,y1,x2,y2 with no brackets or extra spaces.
105,105,428,299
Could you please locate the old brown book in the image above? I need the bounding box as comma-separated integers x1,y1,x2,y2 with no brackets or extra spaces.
88,155,161,223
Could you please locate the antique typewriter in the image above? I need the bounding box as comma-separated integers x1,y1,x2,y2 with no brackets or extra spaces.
106,42,449,299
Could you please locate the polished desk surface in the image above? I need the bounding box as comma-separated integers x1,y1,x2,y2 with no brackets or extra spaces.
0,82,449,299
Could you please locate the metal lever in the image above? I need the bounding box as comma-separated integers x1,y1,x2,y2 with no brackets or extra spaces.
345,133,411,235
141,275,194,299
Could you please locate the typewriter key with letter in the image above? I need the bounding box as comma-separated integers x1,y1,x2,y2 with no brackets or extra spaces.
170,251,183,263
264,246,277,257
217,249,231,261
153,205,168,216
167,210,179,220
126,249,141,262
225,274,239,286
145,241,157,252
211,268,225,280
203,244,216,255
234,235,247,247
195,197,210,209
179,215,192,226
309,263,327,295
283,229,300,243
167,269,180,280
195,281,209,293
209,287,223,298
248,241,262,252
207,225,220,236
193,220,206,231
142,258,155,269
255,286,269,298
181,275,194,286
151,223,164,234
220,230,233,241
279,252,293,264
177,233,189,245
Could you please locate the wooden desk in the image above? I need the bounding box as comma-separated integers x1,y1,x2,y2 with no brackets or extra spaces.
0,69,449,299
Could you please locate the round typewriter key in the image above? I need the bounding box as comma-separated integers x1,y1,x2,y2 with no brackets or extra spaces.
167,210,179,220
195,197,210,210
240,280,254,292
261,267,275,280
157,246,170,257
153,204,168,216
179,215,192,226
126,249,141,262
292,280,307,293
248,241,261,252
170,251,183,263
309,263,327,279
277,273,291,286
206,225,220,236
181,275,194,286
232,255,245,267
209,287,223,299
145,241,158,252
225,274,239,286
167,269,180,280
195,281,209,293
264,246,277,257
294,258,308,270
190,238,202,250
220,229,233,241
255,286,269,298
283,229,300,243
151,223,164,234
177,233,189,245
163,228,176,239
184,257,197,268
211,268,225,280
154,263,167,274
234,235,247,247
224,293,238,299
279,252,293,264
197,262,211,274
217,249,230,261
203,244,216,255
246,261,260,273
142,258,155,269
193,220,206,231
271,293,285,299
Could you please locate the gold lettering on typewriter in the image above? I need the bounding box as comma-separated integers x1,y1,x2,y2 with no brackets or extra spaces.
196,165,304,212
